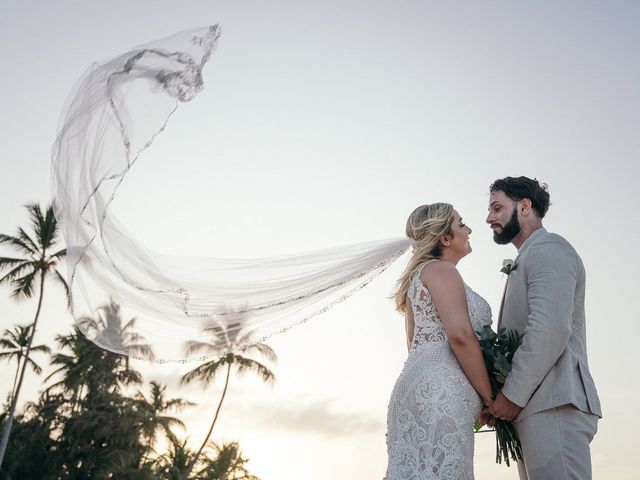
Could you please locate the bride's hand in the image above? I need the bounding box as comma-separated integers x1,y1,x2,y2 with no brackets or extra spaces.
479,405,496,428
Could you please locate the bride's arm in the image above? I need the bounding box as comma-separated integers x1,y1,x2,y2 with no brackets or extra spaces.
422,261,494,405
405,298,415,352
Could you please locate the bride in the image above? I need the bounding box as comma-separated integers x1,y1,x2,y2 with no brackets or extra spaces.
385,203,494,479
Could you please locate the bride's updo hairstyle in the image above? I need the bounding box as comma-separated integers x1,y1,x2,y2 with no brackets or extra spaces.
393,203,454,314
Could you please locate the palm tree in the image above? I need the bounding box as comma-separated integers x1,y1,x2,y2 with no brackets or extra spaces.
0,392,62,480
45,325,144,411
179,311,277,480
154,435,196,480
0,323,51,403
7,391,65,476
197,441,260,480
0,202,68,468
44,326,151,478
55,389,150,478
136,381,195,462
45,327,111,411
78,298,155,363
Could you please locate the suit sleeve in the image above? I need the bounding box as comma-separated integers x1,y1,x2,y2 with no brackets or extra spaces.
501,239,578,407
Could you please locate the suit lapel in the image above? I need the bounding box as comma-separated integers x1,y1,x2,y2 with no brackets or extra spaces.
497,278,508,331
497,228,548,331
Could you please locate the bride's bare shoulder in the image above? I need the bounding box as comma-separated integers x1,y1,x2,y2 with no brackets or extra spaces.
420,260,462,289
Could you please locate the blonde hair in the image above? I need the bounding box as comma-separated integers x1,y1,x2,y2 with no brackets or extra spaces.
393,203,454,313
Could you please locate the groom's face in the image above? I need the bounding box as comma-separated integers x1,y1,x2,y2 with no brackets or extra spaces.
487,191,521,245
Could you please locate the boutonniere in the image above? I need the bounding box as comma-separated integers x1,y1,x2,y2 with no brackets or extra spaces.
500,258,518,275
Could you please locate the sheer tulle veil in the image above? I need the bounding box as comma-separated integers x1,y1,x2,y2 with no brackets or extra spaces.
51,25,411,362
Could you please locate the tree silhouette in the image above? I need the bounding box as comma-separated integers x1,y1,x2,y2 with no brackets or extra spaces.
0,203,68,468
180,310,276,479
0,323,50,404
136,381,194,462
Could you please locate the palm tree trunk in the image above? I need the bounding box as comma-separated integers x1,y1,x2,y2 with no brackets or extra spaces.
141,443,152,465
0,270,46,470
141,428,156,465
182,362,232,480
10,355,23,403
73,385,83,414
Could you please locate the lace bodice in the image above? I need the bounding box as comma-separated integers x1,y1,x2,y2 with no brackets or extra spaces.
408,261,492,350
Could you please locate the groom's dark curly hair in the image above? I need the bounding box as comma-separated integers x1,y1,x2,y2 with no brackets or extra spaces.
489,176,551,219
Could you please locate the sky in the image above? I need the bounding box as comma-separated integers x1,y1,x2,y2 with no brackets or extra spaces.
1,1,639,478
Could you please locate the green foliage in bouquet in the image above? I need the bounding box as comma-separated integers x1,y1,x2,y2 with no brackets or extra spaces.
475,325,525,466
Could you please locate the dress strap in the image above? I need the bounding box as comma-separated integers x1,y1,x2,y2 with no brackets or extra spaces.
412,259,440,289
417,258,440,276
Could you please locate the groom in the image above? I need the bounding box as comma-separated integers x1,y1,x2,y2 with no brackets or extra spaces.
486,176,601,479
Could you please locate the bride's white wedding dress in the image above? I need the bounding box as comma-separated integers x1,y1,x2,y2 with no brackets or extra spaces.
385,261,492,479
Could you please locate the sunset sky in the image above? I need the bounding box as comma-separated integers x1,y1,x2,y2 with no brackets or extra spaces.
1,1,639,478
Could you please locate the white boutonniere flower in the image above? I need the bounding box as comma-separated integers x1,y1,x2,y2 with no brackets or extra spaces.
501,258,518,275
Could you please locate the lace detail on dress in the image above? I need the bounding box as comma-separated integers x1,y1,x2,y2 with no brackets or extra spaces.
408,269,447,348
386,261,492,479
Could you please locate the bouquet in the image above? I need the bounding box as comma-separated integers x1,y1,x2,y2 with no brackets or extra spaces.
475,325,524,466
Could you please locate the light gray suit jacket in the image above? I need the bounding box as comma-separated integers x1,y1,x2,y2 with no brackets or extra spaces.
499,228,602,421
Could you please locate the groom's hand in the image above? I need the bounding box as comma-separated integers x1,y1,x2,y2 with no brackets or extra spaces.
488,392,522,421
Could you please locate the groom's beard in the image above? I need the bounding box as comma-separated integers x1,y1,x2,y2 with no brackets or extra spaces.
493,207,521,245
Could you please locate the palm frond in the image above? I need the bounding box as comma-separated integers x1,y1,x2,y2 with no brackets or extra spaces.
44,355,75,382
161,416,187,430
43,378,67,394
0,336,18,350
0,234,37,256
53,269,72,310
25,357,44,375
30,343,51,354
53,332,75,349
165,397,196,410
11,269,38,298
0,349,22,359
0,260,33,284
77,315,99,332
202,321,226,336
233,356,276,383
119,368,143,385
25,203,45,244
17,227,40,254
126,343,155,361
121,316,137,332
245,342,278,363
0,324,31,347
0,339,18,350
180,359,228,385
184,340,217,357
50,248,66,259
42,205,59,248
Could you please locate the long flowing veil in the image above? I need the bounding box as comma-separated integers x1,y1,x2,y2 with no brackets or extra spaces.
51,25,411,362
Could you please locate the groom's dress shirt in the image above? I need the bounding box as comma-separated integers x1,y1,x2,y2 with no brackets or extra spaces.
498,228,602,421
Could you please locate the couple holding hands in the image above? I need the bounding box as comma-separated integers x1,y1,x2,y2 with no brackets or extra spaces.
385,176,602,480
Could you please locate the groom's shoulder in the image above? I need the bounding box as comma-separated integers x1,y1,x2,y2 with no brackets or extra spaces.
529,231,580,260
540,231,572,247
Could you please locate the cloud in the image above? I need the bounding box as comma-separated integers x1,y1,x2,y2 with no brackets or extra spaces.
225,397,385,437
